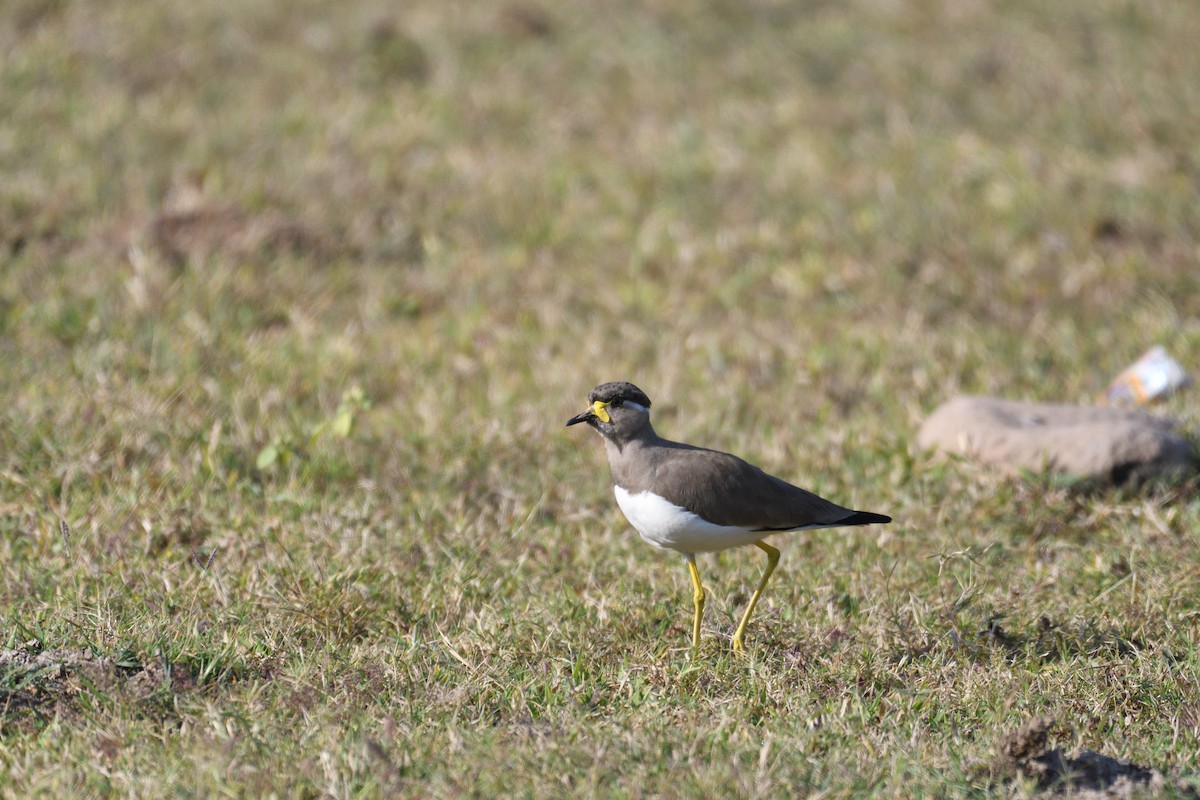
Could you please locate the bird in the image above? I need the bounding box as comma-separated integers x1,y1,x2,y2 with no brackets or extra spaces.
566,381,891,654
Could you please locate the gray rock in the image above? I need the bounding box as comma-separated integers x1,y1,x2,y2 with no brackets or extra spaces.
917,396,1196,483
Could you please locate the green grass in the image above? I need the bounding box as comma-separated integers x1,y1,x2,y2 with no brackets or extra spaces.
3,0,1200,796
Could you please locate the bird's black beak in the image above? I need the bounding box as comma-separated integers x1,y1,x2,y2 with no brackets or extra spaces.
565,408,595,427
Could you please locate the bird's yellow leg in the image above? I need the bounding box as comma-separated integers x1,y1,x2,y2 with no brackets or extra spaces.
731,541,780,654
685,554,705,655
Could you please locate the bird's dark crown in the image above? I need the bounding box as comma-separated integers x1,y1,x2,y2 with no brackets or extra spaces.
588,381,652,408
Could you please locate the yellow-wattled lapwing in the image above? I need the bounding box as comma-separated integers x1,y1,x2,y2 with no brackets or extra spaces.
567,381,891,654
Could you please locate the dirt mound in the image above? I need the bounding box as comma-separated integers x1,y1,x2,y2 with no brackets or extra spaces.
995,716,1196,797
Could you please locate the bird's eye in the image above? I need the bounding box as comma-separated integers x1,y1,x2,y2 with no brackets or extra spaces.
611,398,624,407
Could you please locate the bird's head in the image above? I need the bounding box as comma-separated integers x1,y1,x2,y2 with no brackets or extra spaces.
565,381,653,441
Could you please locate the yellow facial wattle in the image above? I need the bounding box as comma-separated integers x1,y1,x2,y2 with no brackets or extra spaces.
592,400,610,423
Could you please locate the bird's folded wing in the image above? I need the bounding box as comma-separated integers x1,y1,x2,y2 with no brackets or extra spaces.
652,448,857,530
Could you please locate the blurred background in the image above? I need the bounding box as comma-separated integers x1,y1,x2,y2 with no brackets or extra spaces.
6,1,1198,456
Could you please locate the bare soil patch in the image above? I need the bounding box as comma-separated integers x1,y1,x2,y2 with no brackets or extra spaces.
1,645,197,735
996,716,1197,798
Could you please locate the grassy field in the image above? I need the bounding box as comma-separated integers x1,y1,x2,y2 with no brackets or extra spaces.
3,0,1200,796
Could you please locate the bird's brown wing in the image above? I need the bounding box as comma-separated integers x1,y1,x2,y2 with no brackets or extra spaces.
650,445,866,530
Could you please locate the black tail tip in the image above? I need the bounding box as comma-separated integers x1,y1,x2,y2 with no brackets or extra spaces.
844,510,891,526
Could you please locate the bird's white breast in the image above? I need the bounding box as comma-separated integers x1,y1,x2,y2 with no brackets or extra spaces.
613,486,765,553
